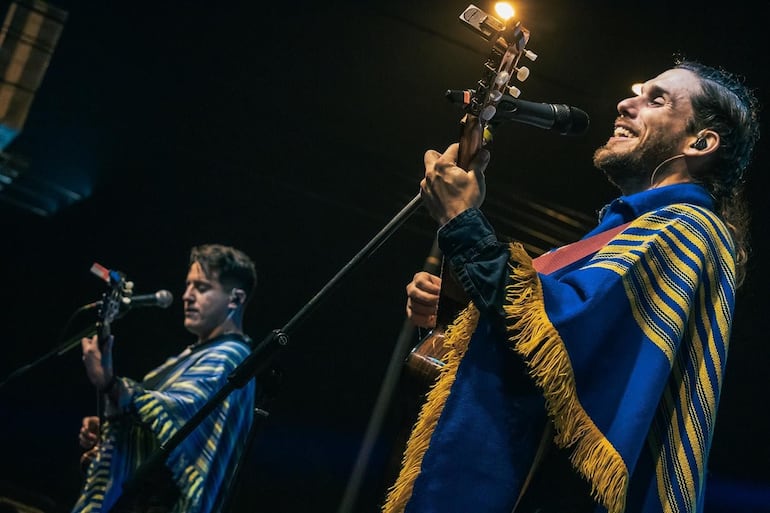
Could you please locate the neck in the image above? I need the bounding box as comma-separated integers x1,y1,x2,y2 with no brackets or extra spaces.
649,153,691,190
197,319,242,345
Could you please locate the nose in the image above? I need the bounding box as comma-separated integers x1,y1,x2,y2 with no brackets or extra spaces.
182,285,195,303
616,95,638,118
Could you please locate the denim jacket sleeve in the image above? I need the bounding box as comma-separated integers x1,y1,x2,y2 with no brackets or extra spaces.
437,208,518,319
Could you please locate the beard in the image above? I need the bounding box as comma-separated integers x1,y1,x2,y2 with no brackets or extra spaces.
593,132,682,194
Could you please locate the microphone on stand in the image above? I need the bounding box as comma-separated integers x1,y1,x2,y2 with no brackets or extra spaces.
124,290,174,309
445,89,590,136
81,290,174,311
52,290,173,358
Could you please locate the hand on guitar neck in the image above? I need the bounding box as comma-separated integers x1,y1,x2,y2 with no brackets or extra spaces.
420,143,490,226
81,334,116,394
416,140,490,322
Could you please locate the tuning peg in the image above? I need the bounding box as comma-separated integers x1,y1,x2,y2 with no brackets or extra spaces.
494,70,511,86
524,49,538,61
515,66,530,82
507,85,521,98
480,104,497,122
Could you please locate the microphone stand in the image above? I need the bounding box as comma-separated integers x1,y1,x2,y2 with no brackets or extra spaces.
0,324,97,390
1,297,132,391
108,192,425,512
336,236,441,513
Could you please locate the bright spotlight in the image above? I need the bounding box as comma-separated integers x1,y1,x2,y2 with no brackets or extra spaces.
494,2,515,21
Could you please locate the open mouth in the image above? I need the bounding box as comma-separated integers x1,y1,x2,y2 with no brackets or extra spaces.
613,124,638,139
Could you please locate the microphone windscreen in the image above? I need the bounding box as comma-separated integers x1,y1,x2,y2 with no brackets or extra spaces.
567,107,590,136
156,290,173,308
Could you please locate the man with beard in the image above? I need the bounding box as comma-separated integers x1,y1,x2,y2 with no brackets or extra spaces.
382,60,760,513
73,244,258,513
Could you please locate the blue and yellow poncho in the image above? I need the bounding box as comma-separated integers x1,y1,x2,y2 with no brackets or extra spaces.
383,183,735,513
72,334,255,513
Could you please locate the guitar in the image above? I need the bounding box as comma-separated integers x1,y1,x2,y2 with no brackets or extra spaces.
405,4,536,384
81,263,132,468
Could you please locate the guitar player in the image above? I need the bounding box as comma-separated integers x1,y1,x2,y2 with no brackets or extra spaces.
382,60,760,513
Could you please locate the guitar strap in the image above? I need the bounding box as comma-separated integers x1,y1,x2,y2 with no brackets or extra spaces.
532,221,632,275
511,220,632,513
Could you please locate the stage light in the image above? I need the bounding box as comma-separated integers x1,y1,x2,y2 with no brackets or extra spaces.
494,2,515,21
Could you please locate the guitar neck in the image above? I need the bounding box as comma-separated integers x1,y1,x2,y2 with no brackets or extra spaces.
403,4,533,384
432,111,484,318
95,322,111,420
423,238,469,326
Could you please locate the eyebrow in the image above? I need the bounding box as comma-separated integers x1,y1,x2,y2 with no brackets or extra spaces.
186,278,212,287
642,83,667,98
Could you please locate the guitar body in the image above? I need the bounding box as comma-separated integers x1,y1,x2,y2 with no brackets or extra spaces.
405,262,469,384
407,328,447,383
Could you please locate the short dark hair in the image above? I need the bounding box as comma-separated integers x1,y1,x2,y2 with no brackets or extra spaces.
189,244,257,301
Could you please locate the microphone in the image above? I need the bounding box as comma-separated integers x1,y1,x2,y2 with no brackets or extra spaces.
124,290,174,309
445,89,590,136
79,289,174,311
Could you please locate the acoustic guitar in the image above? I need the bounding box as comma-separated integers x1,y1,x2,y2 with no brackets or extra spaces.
405,4,536,385
80,263,132,469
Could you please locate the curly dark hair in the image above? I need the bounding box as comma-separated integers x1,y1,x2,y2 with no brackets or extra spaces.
675,59,761,288
189,244,257,303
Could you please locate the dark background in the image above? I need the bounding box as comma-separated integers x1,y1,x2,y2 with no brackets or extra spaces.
1,0,769,512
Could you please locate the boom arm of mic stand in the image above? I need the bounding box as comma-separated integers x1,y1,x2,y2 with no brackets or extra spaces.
280,193,423,335
109,192,425,512
56,325,99,355
0,325,97,390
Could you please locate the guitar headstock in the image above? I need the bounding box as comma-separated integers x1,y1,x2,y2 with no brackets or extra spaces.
459,4,537,120
90,262,133,328
454,4,537,167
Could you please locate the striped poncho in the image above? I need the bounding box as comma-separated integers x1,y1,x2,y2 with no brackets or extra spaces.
72,334,256,513
383,183,735,513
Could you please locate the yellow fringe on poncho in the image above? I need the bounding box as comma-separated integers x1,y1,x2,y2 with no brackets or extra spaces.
382,242,628,513
381,305,480,513
505,242,628,513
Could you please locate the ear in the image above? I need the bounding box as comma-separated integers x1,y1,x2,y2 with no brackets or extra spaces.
229,288,246,309
684,129,719,157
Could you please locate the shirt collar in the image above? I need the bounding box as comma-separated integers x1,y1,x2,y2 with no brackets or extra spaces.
592,183,714,235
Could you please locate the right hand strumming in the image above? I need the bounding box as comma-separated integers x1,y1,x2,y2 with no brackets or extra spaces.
406,271,442,329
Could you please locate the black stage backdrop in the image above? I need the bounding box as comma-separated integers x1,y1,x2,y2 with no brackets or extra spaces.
1,1,769,512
